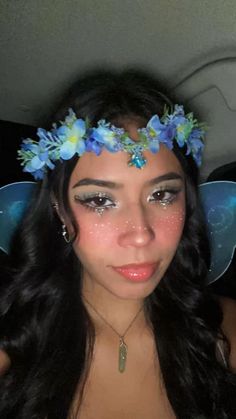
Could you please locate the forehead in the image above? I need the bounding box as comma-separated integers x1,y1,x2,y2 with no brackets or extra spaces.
69,145,184,186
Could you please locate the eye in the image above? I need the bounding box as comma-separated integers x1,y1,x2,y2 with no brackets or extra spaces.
147,188,180,205
74,193,117,212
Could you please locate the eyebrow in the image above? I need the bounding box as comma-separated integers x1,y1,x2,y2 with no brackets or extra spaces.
72,178,123,189
72,172,183,189
147,172,183,186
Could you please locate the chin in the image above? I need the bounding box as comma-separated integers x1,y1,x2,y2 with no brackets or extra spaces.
111,279,160,301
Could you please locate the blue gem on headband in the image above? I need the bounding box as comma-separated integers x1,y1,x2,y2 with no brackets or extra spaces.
17,105,205,180
128,152,147,169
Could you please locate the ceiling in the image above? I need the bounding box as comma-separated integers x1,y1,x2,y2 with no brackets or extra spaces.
1,0,236,179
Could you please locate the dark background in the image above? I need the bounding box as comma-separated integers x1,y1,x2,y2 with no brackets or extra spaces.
0,120,36,186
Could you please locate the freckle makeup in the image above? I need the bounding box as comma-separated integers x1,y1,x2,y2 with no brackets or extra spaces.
82,208,185,245
82,221,115,244
150,209,185,236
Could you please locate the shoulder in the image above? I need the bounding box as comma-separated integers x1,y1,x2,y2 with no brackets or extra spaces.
218,296,236,370
0,349,10,376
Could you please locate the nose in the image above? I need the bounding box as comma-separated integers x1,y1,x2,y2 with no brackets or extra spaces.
118,203,155,248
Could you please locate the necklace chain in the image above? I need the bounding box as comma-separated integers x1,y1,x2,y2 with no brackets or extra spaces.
83,297,143,373
83,296,143,338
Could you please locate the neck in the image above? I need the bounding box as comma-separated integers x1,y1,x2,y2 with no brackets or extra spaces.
82,281,146,336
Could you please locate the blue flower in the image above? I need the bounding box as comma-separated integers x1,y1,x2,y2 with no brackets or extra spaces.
21,139,39,153
148,139,160,153
138,127,159,153
23,166,45,180
175,118,194,147
159,124,176,149
64,108,77,126
147,115,175,149
147,115,164,138
56,118,86,159
186,128,204,166
17,105,205,180
91,122,121,152
85,132,103,155
22,141,55,180
173,104,185,117
37,128,55,143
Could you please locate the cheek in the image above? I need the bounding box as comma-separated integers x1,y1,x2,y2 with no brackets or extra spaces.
73,207,185,252
73,213,118,249
151,209,185,245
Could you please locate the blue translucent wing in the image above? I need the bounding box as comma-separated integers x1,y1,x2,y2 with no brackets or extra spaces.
199,181,236,284
0,182,37,254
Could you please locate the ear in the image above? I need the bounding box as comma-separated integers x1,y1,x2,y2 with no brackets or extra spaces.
51,192,65,222
51,199,74,238
52,200,65,224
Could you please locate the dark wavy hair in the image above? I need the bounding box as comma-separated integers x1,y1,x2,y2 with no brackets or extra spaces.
0,68,236,418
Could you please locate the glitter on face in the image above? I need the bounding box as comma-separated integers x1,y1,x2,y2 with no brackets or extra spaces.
67,143,186,301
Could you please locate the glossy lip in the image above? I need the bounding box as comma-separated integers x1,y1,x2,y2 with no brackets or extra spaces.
112,262,158,282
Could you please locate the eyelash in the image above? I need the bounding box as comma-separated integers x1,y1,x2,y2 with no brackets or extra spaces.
147,188,181,206
74,193,117,213
74,187,181,214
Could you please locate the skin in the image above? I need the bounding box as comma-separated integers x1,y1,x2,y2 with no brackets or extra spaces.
220,297,236,371
0,127,235,418
67,144,185,318
0,350,10,375
66,139,236,418
67,138,185,418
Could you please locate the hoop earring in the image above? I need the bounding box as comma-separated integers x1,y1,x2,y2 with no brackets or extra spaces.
62,224,71,243
52,202,59,211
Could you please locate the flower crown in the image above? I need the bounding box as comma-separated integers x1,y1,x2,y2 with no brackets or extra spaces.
18,105,205,180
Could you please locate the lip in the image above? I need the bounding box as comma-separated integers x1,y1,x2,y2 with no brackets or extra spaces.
112,262,158,282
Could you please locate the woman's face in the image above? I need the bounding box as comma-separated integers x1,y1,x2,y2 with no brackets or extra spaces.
68,143,186,301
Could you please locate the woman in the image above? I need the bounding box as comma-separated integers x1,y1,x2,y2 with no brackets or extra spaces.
0,69,236,418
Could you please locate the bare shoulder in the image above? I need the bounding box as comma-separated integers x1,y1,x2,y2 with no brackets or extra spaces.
0,349,10,376
218,296,236,370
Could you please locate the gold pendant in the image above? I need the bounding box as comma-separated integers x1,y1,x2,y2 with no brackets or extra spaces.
119,337,128,373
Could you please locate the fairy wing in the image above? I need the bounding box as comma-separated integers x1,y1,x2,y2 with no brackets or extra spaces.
199,181,236,283
0,181,37,254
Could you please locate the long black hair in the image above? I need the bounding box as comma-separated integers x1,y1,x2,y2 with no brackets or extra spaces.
0,68,235,418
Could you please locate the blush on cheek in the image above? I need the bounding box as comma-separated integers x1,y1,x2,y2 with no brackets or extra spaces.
75,220,118,247
151,210,185,241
